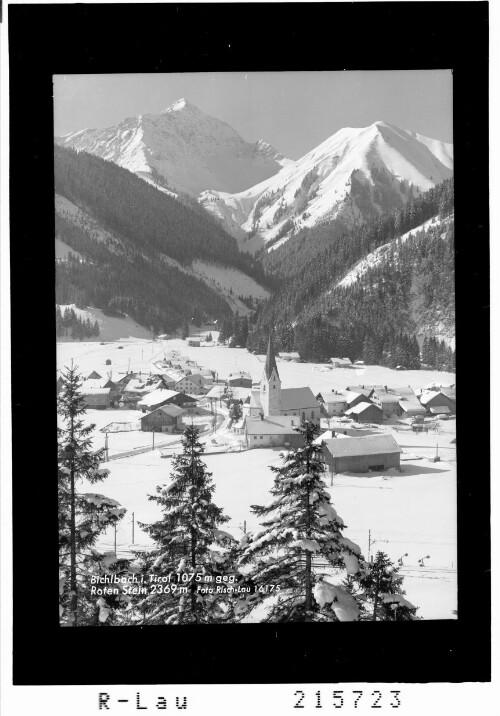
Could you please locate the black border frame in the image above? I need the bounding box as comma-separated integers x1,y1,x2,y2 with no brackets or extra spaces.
9,2,490,685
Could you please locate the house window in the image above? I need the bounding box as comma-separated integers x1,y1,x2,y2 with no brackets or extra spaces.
260,435,263,439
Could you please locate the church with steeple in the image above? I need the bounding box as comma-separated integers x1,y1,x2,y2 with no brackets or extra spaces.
244,336,320,448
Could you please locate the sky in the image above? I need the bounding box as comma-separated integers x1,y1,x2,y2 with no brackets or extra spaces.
53,71,453,160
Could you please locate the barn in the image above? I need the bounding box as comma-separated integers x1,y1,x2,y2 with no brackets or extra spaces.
81,387,111,410
139,405,184,433
419,390,456,415
321,434,403,473
137,389,198,413
345,401,383,423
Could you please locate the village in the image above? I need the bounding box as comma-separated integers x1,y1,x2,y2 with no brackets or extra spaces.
57,330,457,620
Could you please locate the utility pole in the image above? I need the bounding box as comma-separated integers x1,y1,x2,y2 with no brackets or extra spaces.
152,431,155,451
105,433,109,462
243,520,246,534
114,523,117,556
132,512,135,544
368,529,371,562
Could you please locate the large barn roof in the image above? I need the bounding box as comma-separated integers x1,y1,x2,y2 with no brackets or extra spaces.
323,434,402,458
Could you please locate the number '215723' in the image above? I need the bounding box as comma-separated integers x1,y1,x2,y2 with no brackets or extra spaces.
293,690,401,709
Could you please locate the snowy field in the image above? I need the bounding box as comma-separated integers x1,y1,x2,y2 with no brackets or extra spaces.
61,338,457,620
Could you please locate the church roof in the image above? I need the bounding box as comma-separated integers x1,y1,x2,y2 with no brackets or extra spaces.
281,387,319,410
264,334,280,381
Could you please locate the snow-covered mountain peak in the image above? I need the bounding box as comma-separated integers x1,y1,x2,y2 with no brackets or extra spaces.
199,121,453,254
161,97,198,114
56,101,290,196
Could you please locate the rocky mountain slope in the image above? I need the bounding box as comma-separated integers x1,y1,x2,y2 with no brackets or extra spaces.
56,98,290,196
199,121,453,253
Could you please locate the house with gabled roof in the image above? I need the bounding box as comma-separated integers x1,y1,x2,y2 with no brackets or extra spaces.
321,434,402,473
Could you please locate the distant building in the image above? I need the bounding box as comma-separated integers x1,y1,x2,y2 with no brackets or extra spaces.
321,434,402,473
330,357,352,368
227,371,253,388
345,386,375,399
174,375,205,395
139,405,185,432
345,401,384,423
187,338,201,347
86,370,103,380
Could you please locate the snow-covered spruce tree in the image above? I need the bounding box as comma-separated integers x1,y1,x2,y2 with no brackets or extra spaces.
343,551,419,621
136,425,235,624
58,366,127,626
237,420,362,622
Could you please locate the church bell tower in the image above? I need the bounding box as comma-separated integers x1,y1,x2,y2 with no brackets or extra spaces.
260,334,281,417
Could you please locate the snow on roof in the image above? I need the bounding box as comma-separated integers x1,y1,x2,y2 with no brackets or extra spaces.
205,385,226,399
346,386,375,397
226,387,252,401
323,393,349,404
124,378,162,393
137,389,180,407
81,378,114,391
374,392,402,404
345,401,382,415
281,387,318,410
399,398,426,413
419,390,450,405
441,388,456,401
323,434,402,457
245,416,300,435
228,371,252,380
249,390,262,409
82,387,111,396
330,357,352,364
429,406,451,414
343,389,368,405
140,404,184,420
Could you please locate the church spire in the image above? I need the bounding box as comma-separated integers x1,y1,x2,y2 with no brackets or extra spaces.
264,333,279,381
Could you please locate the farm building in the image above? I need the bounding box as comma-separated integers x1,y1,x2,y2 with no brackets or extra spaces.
139,405,185,432
82,388,111,410
187,338,201,347
280,387,320,420
344,390,372,410
244,415,303,449
330,357,352,368
227,371,253,388
345,401,383,423
419,390,456,415
321,434,403,473
137,389,198,413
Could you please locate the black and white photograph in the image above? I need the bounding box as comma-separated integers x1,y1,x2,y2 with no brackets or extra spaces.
6,0,490,698
54,70,457,626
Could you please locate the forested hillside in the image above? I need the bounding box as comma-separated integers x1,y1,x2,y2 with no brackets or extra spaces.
246,179,455,370
54,147,271,333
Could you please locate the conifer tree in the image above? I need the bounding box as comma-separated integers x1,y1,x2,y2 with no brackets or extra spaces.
58,366,127,625
137,425,235,624
238,421,361,622
344,551,419,621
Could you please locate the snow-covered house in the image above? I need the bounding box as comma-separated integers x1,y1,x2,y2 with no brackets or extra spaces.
419,390,456,415
244,415,302,449
81,387,111,410
321,434,402,473
319,392,349,417
139,404,185,433
137,389,197,413
371,388,402,418
227,371,253,388
174,374,206,395
344,401,383,423
397,387,427,418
